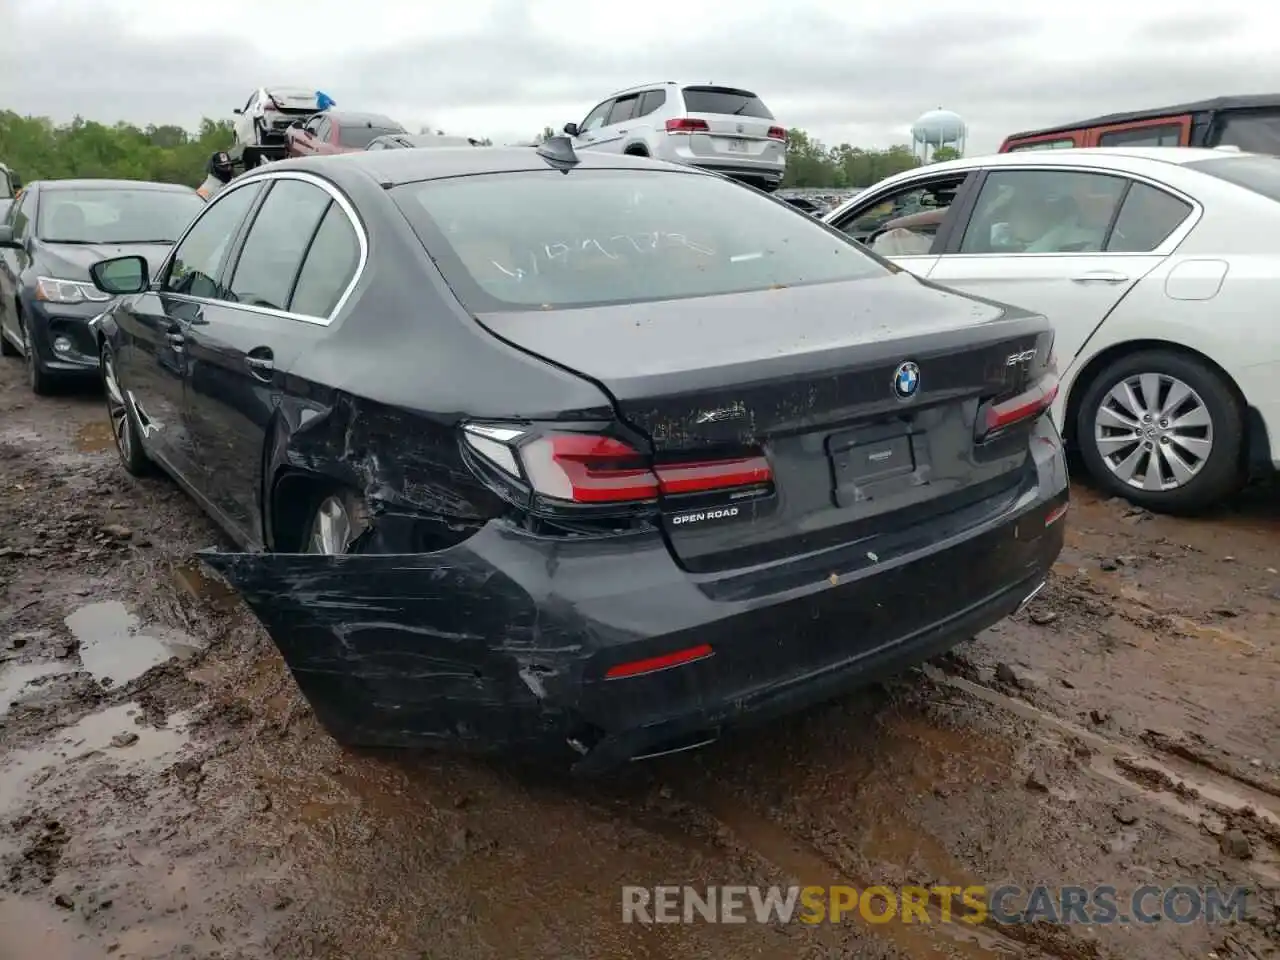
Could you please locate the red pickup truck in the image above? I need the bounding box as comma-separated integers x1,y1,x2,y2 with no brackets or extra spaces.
286,111,407,158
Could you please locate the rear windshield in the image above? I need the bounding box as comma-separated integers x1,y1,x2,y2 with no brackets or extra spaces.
1185,154,1280,202
339,124,404,148
681,86,774,119
392,169,891,312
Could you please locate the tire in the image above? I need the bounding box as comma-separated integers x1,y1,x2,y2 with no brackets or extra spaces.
1075,349,1243,514
302,488,370,555
0,324,18,357
101,344,152,476
18,310,56,396
624,147,649,158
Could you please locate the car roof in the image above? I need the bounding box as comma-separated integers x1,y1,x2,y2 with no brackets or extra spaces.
908,147,1252,175
257,145,699,186
326,111,401,126
1005,93,1280,141
605,80,760,98
39,178,199,193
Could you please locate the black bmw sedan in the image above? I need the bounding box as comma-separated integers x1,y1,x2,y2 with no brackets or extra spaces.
85,143,1068,773
0,179,204,393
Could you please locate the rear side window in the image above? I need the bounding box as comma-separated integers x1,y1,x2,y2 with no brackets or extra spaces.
681,86,773,119
1185,154,1280,202
290,204,361,317
228,179,331,311
392,169,890,312
637,90,667,117
1097,124,1183,147
958,170,1127,254
1106,183,1192,252
339,124,403,148
1215,112,1280,154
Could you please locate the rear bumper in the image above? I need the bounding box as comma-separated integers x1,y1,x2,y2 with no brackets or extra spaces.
201,427,1067,774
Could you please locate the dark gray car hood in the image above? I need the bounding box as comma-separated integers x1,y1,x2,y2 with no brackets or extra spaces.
37,241,173,282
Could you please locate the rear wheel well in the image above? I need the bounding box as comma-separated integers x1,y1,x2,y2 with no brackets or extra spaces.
1065,339,1250,457
269,471,337,552
623,144,649,156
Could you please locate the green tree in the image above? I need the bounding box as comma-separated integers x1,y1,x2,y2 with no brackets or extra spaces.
0,109,235,187
931,145,962,163
783,129,920,189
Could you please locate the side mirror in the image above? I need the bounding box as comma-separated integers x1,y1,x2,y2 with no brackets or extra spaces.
563,122,579,137
90,255,150,295
0,224,19,249
233,108,243,115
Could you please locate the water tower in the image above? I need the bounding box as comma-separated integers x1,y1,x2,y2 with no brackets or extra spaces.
911,108,967,161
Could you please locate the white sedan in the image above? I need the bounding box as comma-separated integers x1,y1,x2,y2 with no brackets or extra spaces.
823,147,1280,513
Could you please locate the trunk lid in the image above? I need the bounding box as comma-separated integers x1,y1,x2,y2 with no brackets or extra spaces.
265,87,322,115
679,85,780,164
476,276,1052,572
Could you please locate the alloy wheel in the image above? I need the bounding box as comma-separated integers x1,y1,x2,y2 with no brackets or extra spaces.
102,353,132,462
1092,372,1214,492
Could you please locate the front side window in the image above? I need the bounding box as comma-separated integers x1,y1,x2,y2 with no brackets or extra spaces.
228,179,331,311
606,96,639,126
833,177,967,254
163,183,263,299
1097,124,1183,147
392,169,891,312
958,170,1127,254
0,169,11,200
37,188,204,244
10,189,35,239
580,101,612,133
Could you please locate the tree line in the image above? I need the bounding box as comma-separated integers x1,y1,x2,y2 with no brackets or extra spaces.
0,109,960,191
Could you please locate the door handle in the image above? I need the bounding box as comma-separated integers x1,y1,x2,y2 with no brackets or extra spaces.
245,348,274,381
617,129,628,134
1071,271,1129,284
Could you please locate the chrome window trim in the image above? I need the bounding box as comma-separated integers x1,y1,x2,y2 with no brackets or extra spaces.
946,163,1203,259
157,169,368,327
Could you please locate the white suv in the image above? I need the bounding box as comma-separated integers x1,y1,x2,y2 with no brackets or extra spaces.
562,82,787,192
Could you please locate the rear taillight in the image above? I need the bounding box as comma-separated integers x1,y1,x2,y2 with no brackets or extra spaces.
767,126,787,141
461,424,773,507
977,373,1059,440
665,118,710,134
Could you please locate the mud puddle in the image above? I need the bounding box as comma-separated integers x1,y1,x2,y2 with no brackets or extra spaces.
0,660,72,715
73,420,114,454
64,600,201,687
0,702,192,818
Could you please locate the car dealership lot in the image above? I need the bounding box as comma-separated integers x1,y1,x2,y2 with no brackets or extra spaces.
0,364,1276,958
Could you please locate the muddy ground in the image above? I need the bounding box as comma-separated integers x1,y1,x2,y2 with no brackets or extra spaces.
0,359,1276,960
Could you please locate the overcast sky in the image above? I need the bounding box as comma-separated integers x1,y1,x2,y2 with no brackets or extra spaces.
2,0,1279,153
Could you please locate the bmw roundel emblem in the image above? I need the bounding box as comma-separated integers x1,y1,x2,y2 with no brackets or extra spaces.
893,361,921,400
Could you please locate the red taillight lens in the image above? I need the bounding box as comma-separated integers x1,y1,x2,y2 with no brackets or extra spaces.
979,373,1059,439
522,434,658,503
767,126,787,141
665,118,710,134
654,456,771,495
462,425,773,506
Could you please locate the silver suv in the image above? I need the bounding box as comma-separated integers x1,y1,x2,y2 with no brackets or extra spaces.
562,82,786,191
